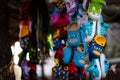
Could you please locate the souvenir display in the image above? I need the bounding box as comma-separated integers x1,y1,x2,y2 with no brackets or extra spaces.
17,0,110,79
50,0,110,79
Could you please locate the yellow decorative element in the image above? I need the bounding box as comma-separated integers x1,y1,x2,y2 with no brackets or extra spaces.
47,34,53,49
54,58,59,65
64,66,68,70
19,25,29,37
52,67,56,71
47,34,52,42
53,29,60,39
93,50,100,56
94,34,106,46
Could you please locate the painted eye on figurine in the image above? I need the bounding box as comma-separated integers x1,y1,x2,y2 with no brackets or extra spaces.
101,22,104,25
94,65,97,68
81,49,84,52
90,22,93,25
75,34,78,37
75,47,78,51
79,56,81,59
101,43,104,46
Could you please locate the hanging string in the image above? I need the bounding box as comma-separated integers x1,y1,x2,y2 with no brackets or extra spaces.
36,0,41,61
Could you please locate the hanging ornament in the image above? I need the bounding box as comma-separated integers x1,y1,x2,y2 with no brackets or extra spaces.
19,20,30,50
87,0,105,20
